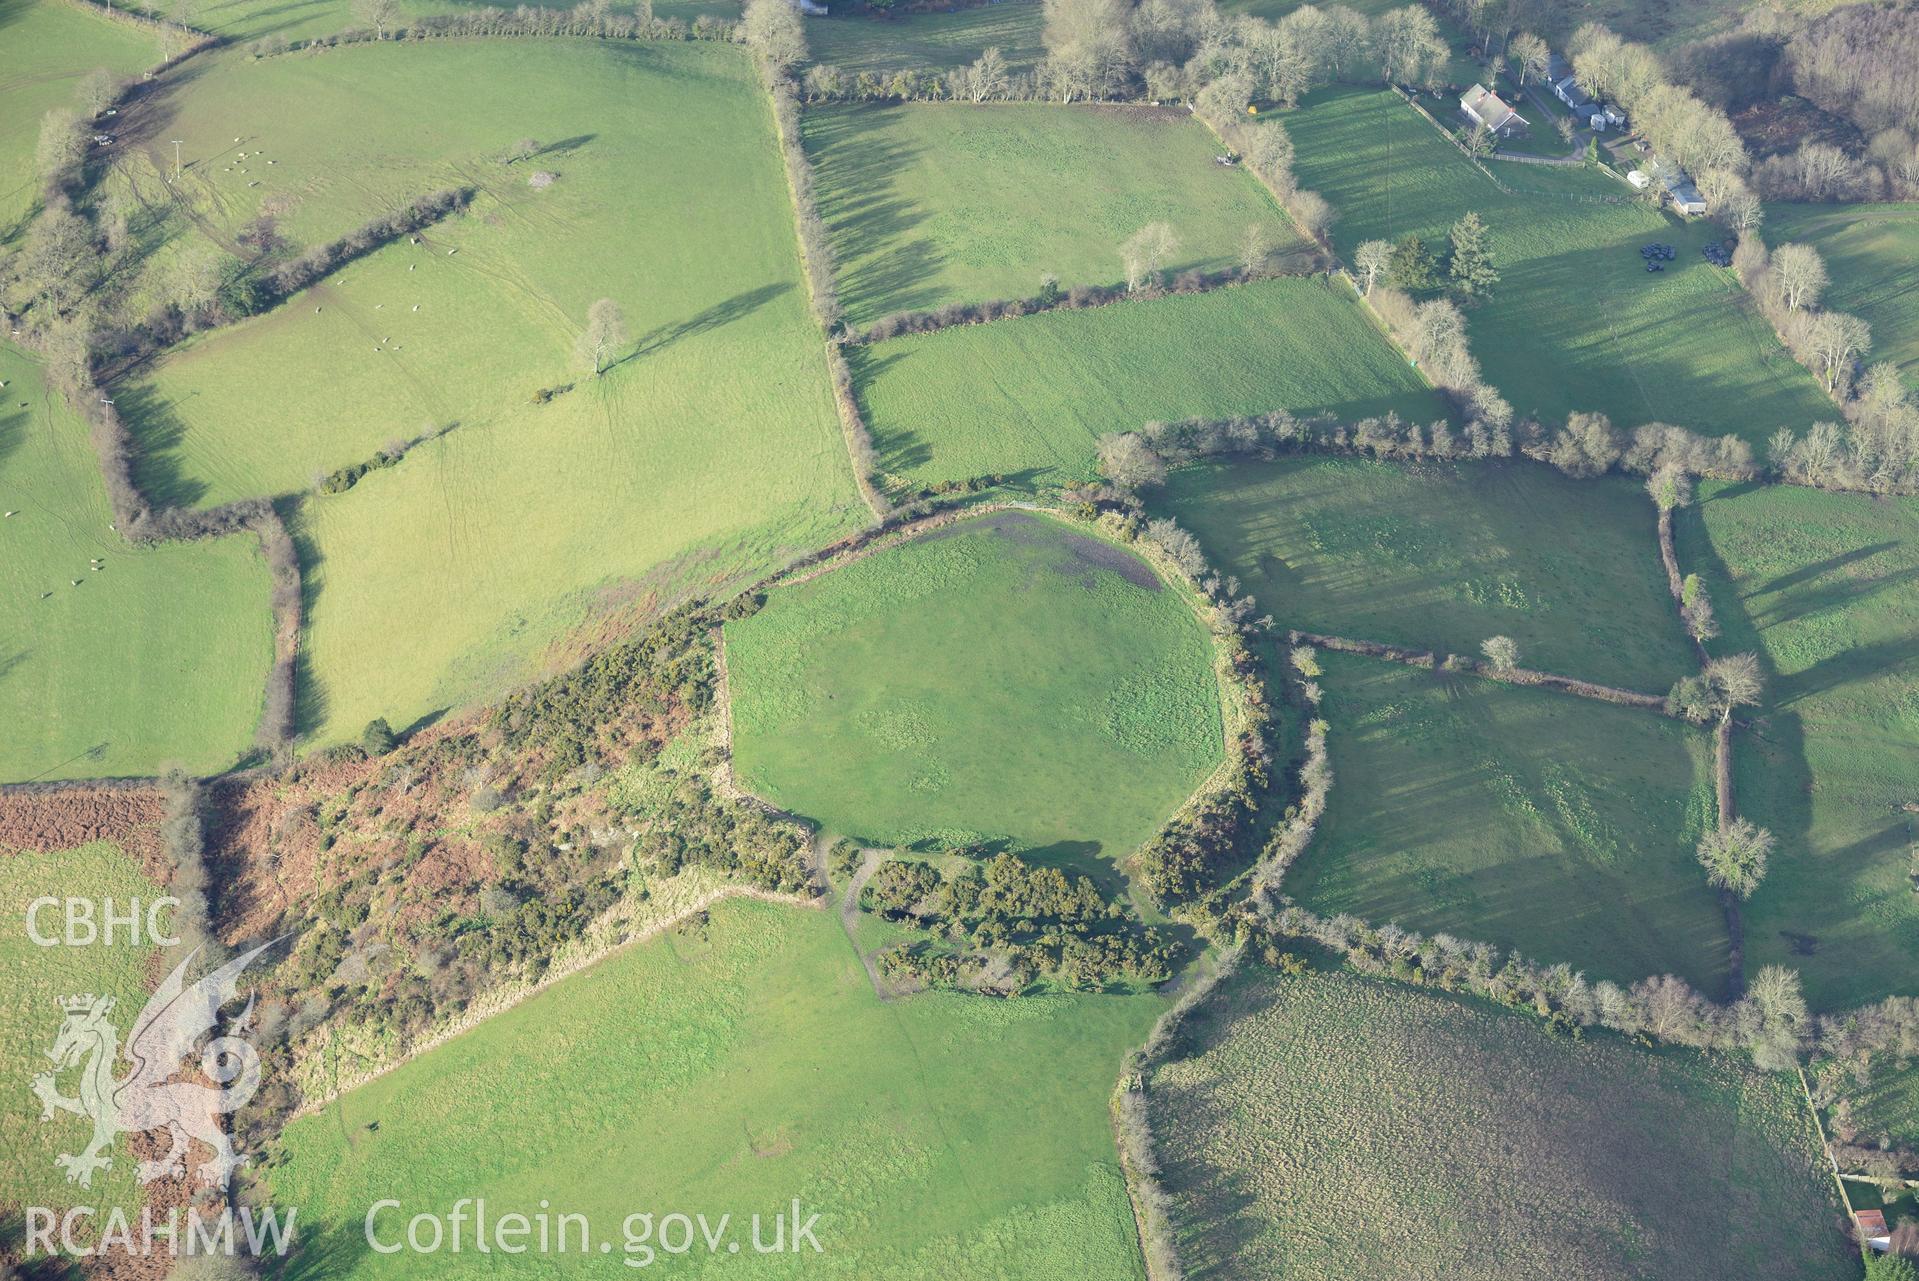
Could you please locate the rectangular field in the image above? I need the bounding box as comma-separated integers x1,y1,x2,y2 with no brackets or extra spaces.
806,103,1305,327
807,3,1047,74
859,277,1448,491
1293,652,1729,992
1149,963,1849,1281
270,896,1162,1280
1768,202,1919,393
120,42,865,747
1159,455,1697,691
0,345,273,782
1286,87,1835,444
1682,482,1919,1009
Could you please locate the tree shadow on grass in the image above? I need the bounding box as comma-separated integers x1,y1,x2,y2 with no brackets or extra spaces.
614,282,791,369
804,109,946,321
286,504,330,742
271,1215,377,1281
114,381,211,511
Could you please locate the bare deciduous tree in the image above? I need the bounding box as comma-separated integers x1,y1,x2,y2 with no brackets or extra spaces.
1120,221,1179,292
577,298,628,375
1770,241,1828,313
1353,238,1392,294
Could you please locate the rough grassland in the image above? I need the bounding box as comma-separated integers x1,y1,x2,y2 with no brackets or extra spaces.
1159,455,1697,691
806,103,1304,327
272,896,1162,1280
124,42,864,746
0,842,161,1223
725,512,1223,870
1287,87,1834,443
1149,964,1851,1281
1769,202,1919,392
0,345,272,781
1683,482,1919,1008
859,278,1446,491
0,0,153,233
1295,652,1728,991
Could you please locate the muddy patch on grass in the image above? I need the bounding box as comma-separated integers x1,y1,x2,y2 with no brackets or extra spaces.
929,509,1163,592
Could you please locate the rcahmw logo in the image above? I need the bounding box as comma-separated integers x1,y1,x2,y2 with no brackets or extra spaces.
25,938,299,1258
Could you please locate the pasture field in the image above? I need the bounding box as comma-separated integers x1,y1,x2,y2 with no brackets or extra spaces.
0,0,154,233
724,511,1223,874
1681,482,1919,1009
0,345,272,782
1148,964,1850,1281
805,103,1304,327
1293,652,1728,991
1285,86,1835,443
0,841,162,1224
1769,202,1919,392
808,3,1046,74
858,277,1446,491
271,896,1163,1280
1849,1059,1919,1151
1158,455,1696,691
121,42,865,746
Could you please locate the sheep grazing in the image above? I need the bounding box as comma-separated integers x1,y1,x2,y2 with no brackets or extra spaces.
4,511,16,518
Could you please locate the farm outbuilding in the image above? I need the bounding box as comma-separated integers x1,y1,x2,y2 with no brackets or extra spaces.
1855,1208,1891,1252
1460,84,1524,137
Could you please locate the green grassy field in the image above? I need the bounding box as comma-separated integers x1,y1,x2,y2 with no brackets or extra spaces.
1294,652,1728,991
1,841,162,1224
271,896,1162,1279
858,277,1446,491
0,0,155,234
1682,482,1919,1009
120,41,864,747
1769,202,1919,392
1286,86,1835,444
806,103,1303,327
1159,455,1696,691
1849,1059,1919,1151
725,512,1223,874
0,345,273,781
807,3,1046,74
1148,963,1850,1280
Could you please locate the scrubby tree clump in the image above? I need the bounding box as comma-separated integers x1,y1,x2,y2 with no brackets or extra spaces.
1697,817,1774,898
1096,431,1167,491
361,717,398,755
742,0,808,74
1480,635,1519,671
1644,462,1693,512
1668,652,1764,724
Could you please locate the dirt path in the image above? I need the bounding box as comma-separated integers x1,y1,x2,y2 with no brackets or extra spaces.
839,847,895,1001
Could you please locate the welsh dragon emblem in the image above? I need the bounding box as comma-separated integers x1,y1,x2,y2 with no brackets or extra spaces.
31,941,278,1192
